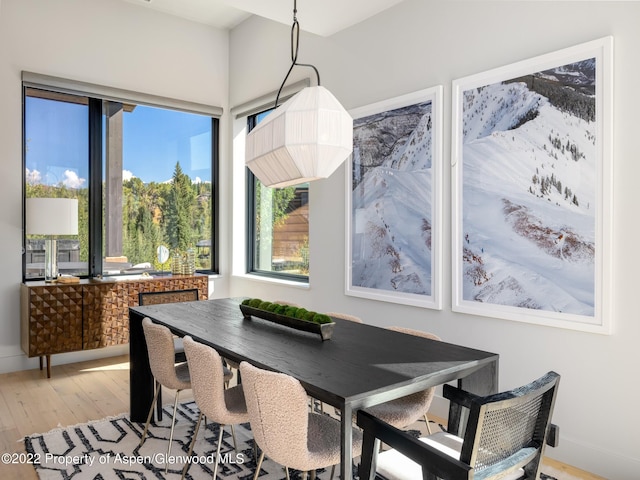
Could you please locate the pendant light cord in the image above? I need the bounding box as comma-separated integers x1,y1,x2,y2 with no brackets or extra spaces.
275,0,321,108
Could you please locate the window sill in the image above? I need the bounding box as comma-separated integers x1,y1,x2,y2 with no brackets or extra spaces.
233,273,310,289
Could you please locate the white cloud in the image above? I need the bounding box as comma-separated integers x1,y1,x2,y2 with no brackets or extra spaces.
122,170,135,181
63,170,86,189
25,168,42,185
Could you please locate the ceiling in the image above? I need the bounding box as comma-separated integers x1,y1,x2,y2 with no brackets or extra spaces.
120,0,406,36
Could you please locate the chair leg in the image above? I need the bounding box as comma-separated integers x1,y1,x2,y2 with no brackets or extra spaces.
212,423,225,480
375,438,383,453
180,411,204,480
253,451,265,480
285,466,291,480
164,389,182,473
424,413,432,435
157,381,163,421
139,382,161,447
329,464,335,480
230,424,238,453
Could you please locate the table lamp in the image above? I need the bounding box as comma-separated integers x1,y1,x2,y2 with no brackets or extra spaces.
26,198,79,282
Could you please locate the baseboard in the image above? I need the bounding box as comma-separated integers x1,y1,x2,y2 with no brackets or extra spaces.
0,344,129,375
549,434,640,479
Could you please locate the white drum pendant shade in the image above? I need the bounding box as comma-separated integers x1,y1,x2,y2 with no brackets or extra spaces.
245,86,353,188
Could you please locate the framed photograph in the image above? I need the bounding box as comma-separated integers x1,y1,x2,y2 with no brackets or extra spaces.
346,86,443,309
451,37,613,333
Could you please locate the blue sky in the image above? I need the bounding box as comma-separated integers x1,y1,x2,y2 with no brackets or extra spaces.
25,96,212,187
122,105,212,183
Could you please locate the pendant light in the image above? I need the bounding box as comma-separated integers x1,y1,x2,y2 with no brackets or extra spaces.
245,0,353,189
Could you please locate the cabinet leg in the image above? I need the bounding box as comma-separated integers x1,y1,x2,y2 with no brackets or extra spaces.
39,356,44,371
46,355,51,378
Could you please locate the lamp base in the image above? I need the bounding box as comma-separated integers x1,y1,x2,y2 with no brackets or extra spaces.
44,238,59,282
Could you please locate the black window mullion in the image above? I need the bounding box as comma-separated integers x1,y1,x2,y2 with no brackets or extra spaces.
210,117,220,274
88,98,103,278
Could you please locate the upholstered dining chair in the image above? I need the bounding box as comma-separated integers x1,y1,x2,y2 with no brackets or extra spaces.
326,311,363,323
239,361,363,480
365,326,441,434
357,371,560,480
273,299,300,306
180,336,250,480
139,288,199,420
139,318,192,472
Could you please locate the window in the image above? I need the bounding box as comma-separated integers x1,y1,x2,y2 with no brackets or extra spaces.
247,110,309,281
23,79,219,280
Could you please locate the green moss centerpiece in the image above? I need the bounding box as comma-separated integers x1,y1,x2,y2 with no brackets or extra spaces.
239,298,336,340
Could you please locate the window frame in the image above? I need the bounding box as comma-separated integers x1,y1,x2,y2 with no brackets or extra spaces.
21,73,221,281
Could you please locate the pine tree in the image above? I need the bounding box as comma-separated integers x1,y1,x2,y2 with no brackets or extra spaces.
165,162,196,252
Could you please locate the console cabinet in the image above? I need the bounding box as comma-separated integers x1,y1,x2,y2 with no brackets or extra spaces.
20,275,208,377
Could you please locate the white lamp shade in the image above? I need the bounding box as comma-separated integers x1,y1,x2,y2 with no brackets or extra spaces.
245,86,353,188
26,198,79,235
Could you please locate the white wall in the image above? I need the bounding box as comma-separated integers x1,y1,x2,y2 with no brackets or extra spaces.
0,0,231,372
228,1,640,477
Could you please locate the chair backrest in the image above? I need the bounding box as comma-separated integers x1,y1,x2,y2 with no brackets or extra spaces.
387,326,441,342
357,371,560,480
455,371,560,478
141,317,188,389
385,327,441,419
273,299,299,307
182,336,230,420
326,312,363,323
239,361,310,465
139,288,199,306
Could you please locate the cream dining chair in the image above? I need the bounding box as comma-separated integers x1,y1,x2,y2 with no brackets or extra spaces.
326,311,363,323
139,318,192,472
180,336,250,480
365,326,441,434
240,361,363,480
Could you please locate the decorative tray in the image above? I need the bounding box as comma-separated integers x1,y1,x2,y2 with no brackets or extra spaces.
239,304,335,341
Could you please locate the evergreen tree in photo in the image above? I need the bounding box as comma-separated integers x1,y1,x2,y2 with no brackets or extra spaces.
165,162,196,252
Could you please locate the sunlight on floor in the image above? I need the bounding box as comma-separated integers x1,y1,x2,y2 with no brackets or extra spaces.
80,361,130,372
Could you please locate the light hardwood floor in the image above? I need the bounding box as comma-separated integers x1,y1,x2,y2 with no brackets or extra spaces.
0,355,603,479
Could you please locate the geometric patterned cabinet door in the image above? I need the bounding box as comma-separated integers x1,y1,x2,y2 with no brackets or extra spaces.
20,284,83,357
83,282,130,350
20,275,208,378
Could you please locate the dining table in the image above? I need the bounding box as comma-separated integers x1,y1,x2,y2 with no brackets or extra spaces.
129,297,499,480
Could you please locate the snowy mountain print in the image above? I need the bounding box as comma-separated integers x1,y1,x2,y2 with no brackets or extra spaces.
351,101,434,296
460,58,597,316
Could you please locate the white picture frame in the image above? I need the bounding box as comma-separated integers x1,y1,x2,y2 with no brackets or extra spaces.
346,86,443,310
451,37,613,334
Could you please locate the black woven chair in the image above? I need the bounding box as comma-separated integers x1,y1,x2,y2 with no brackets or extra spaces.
357,371,560,480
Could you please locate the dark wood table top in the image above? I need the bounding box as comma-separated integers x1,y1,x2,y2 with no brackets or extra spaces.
129,297,498,410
